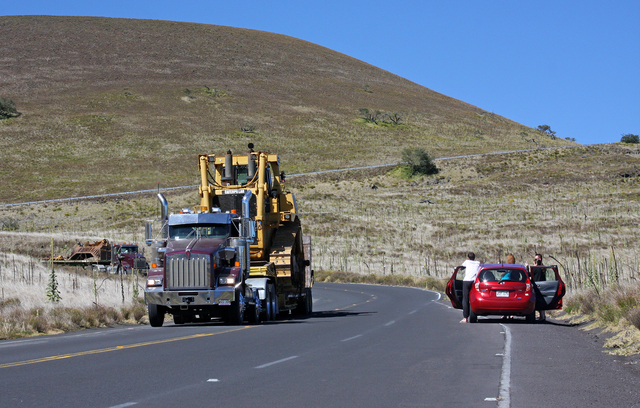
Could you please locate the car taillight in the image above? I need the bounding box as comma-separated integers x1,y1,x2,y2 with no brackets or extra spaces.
525,283,531,292
475,282,479,290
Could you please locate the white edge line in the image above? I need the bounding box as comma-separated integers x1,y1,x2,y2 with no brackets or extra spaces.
498,323,511,408
107,403,137,408
341,334,363,342
255,355,299,369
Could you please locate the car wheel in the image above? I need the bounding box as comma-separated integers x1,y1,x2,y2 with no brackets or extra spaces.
469,310,478,323
526,311,536,323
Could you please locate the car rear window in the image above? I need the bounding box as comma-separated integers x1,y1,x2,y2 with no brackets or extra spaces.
530,267,557,282
479,268,526,283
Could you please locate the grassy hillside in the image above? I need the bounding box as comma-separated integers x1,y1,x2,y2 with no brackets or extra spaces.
0,15,572,203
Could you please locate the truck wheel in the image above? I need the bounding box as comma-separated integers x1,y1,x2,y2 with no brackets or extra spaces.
296,288,312,316
228,289,245,325
148,304,165,327
262,283,277,321
248,303,260,324
269,284,278,320
306,288,313,314
260,284,271,321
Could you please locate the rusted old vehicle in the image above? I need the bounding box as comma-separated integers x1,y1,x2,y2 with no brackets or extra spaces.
144,144,313,326
46,239,147,273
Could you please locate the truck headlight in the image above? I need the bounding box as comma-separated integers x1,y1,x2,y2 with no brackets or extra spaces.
147,278,163,287
219,276,235,285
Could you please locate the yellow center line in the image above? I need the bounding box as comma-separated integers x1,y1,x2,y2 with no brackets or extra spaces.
0,326,251,369
333,289,377,311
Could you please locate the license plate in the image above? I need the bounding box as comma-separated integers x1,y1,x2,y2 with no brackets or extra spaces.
496,291,509,298
219,299,231,306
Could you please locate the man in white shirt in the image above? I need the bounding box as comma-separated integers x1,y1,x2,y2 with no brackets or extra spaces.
460,252,481,323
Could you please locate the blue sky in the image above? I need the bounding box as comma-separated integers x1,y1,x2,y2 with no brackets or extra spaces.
5,1,639,144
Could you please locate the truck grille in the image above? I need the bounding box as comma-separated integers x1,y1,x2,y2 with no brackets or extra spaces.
133,257,147,270
166,253,211,289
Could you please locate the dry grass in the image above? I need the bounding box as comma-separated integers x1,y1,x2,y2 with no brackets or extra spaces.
560,285,640,356
0,251,147,339
295,144,640,287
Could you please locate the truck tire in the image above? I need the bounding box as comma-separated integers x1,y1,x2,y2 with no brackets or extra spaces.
148,304,165,327
248,303,260,324
228,289,245,325
296,288,312,316
306,288,313,314
267,283,278,321
260,283,272,321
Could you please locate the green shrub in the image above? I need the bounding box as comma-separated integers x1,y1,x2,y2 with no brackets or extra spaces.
401,148,439,176
620,133,639,144
0,97,21,119
597,303,622,324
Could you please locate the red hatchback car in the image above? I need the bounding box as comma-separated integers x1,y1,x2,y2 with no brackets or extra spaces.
446,264,566,323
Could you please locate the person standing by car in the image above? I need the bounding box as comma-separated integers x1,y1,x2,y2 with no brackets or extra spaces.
460,252,481,323
527,253,546,321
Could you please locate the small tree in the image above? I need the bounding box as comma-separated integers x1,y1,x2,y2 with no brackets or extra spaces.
359,108,382,124
386,112,404,125
621,133,639,144
401,148,439,176
537,124,557,139
0,98,21,119
46,239,61,303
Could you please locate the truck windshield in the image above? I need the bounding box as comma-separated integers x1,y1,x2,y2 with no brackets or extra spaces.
169,224,230,240
119,246,138,254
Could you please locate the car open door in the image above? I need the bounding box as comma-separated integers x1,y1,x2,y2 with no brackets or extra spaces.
529,265,566,310
446,266,466,309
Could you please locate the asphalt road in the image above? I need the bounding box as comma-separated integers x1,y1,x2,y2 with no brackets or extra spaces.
1,283,639,408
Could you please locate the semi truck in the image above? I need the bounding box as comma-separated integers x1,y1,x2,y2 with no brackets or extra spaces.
144,144,313,326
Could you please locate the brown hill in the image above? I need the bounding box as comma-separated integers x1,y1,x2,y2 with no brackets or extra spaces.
0,16,572,203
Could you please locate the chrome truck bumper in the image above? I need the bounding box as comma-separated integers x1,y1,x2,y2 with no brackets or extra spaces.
145,286,236,306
